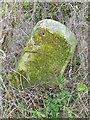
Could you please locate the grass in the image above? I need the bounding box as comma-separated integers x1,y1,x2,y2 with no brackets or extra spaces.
1,72,89,118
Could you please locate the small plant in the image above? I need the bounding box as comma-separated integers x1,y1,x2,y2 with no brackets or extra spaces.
29,108,46,118
44,90,70,118
58,75,66,89
17,103,25,117
1,2,17,16
66,107,73,118
22,1,29,11
76,55,81,65
85,16,90,22
77,83,88,94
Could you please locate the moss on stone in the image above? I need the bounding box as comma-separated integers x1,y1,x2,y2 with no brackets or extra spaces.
9,20,77,89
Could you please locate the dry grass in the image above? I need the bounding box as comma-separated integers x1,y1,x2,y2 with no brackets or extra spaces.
0,1,89,118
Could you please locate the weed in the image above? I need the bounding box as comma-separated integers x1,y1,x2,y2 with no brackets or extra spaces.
77,83,88,94
44,90,70,118
76,55,81,65
29,108,46,118
66,107,73,118
58,75,66,89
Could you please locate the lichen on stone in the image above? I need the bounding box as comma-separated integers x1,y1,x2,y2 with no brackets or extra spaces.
9,19,77,89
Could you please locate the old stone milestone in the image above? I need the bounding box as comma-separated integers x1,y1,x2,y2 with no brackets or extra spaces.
9,19,77,89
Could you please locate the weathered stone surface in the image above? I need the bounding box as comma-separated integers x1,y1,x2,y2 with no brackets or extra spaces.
9,19,77,89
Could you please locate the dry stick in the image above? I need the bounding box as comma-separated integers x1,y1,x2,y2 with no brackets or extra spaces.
2,82,26,117
0,11,12,23
0,49,6,60
28,2,36,21
7,108,16,118
71,91,88,117
0,3,6,117
78,93,88,116
20,28,29,37
12,69,31,85
67,85,76,106
2,82,13,117
0,77,3,118
77,108,84,117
